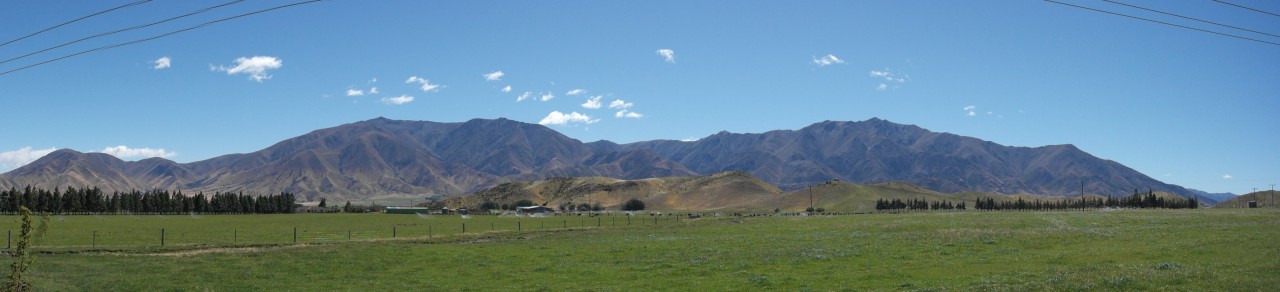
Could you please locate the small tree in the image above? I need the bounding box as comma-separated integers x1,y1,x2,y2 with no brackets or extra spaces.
621,198,646,211
318,198,327,208
576,203,592,212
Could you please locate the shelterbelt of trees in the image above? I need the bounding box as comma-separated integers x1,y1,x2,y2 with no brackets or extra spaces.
876,189,1200,212
0,186,297,214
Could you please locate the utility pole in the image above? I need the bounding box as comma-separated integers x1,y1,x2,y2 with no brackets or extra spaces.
808,186,813,212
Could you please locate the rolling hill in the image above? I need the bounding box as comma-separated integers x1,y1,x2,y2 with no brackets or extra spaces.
1215,190,1279,208
0,117,1197,202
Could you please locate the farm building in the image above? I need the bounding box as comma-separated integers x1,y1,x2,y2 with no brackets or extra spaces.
384,207,434,214
516,206,555,214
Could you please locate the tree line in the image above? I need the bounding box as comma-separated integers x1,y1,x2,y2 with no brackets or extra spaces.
974,189,1198,211
0,185,297,214
875,198,966,211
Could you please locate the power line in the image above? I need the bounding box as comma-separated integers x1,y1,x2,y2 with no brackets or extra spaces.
1102,0,1280,38
1,0,247,66
1043,0,1280,47
0,0,152,48
1213,0,1280,18
0,0,324,77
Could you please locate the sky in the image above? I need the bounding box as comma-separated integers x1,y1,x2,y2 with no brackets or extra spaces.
0,0,1277,195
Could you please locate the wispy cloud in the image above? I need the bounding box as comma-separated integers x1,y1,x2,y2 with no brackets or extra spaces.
608,99,634,109
1222,174,1233,179
566,89,586,96
963,105,977,116
656,49,676,63
381,95,414,105
516,91,533,102
540,92,555,102
212,56,282,82
812,54,844,67
152,56,171,69
369,87,378,94
680,137,699,142
538,111,598,125
0,147,58,170
501,85,512,93
405,76,442,92
615,109,643,118
483,70,504,81
100,145,176,160
869,68,908,90
346,89,365,96
582,96,602,109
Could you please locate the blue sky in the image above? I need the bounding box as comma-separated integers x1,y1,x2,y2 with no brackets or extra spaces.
1,0,1277,195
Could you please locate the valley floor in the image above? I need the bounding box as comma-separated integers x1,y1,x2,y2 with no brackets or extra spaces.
5,209,1277,290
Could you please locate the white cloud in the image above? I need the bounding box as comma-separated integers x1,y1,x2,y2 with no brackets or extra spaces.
1222,174,1233,179
538,111,598,125
963,105,977,116
405,76,443,92
615,109,643,118
540,92,555,102
368,78,377,83
0,147,58,170
501,85,512,93
679,137,699,142
212,56,282,82
875,83,888,91
100,145,176,160
516,91,533,102
656,49,676,63
381,95,414,105
345,89,365,96
152,56,171,69
483,71,504,81
870,69,908,84
369,87,378,94
608,99,634,109
581,96,603,109
566,89,586,96
812,54,844,67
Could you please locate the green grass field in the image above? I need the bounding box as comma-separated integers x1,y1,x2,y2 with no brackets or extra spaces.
4,209,1277,290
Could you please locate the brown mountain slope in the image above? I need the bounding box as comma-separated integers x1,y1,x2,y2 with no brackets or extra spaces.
1215,190,1280,208
447,171,781,211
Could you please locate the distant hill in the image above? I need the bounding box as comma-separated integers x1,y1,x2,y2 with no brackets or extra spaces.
1215,191,1280,208
1187,188,1237,205
445,171,781,211
1,117,1195,202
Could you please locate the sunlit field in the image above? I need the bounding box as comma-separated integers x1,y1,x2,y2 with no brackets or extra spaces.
5,209,1277,290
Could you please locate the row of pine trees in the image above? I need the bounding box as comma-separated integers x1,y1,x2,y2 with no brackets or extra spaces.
876,189,1199,212
0,186,297,214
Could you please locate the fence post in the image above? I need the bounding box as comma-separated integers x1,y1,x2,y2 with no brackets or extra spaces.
462,223,466,233
293,227,297,243
234,229,237,244
161,228,166,246
597,216,601,227
7,230,10,249
92,231,97,248
563,220,566,228
393,226,397,238
518,221,522,231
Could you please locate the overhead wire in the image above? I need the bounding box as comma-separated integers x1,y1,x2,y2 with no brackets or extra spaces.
0,0,324,77
0,0,247,66
1212,0,1280,18
1043,0,1280,47
0,0,152,48
1101,0,1280,38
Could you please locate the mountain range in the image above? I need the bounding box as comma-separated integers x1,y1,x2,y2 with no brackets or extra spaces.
0,117,1195,202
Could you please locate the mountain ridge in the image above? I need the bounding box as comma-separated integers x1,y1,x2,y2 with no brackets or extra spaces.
0,117,1195,201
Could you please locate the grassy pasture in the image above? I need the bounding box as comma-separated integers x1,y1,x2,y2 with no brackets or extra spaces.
5,209,1278,290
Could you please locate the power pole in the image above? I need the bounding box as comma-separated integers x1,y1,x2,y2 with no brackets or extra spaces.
808,186,813,212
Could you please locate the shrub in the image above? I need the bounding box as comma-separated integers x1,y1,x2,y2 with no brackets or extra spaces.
622,198,646,211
